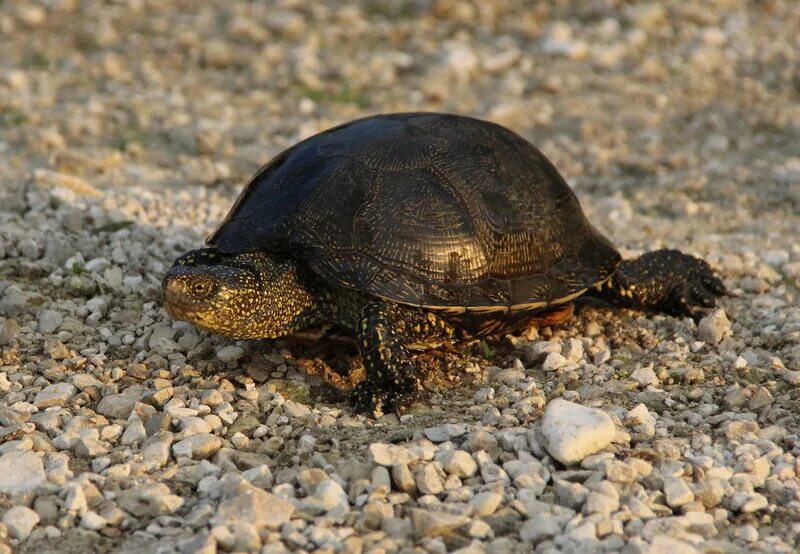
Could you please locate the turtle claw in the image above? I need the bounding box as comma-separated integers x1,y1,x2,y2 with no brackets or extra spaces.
350,381,417,417
598,249,728,321
659,255,728,320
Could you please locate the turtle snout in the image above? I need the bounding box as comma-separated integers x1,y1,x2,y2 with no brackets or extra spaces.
162,271,209,316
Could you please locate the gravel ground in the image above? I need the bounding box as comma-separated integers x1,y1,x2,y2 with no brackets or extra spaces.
1,1,800,553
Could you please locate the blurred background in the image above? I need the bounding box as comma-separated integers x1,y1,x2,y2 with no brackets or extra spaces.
2,1,798,204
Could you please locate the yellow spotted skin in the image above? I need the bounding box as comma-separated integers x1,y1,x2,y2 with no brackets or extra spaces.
350,302,455,414
163,248,460,413
588,249,726,320
163,247,726,414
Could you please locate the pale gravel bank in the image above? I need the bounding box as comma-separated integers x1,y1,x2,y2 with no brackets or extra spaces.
1,1,800,553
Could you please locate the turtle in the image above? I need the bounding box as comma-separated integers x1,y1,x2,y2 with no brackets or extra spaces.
162,112,726,414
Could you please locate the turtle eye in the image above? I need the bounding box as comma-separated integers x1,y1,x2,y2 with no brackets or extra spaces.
190,280,213,296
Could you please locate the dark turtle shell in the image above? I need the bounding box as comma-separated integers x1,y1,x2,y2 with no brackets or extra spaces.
207,112,620,312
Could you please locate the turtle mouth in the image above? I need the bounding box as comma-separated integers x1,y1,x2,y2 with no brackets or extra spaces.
162,279,215,325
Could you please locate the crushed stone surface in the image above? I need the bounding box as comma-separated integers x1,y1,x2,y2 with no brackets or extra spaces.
1,1,800,553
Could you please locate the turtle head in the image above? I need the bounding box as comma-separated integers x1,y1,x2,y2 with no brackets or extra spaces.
162,248,318,339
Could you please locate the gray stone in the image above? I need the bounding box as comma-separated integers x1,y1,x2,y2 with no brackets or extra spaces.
391,463,416,493
139,440,171,471
697,309,731,345
217,345,245,363
173,433,222,460
436,450,477,478
519,513,565,544
424,423,467,443
212,481,294,530
469,491,502,516
145,412,173,436
663,476,695,508
540,399,616,465
38,309,64,334
415,463,444,495
242,464,274,488
631,366,658,387
369,443,419,466
34,382,77,408
0,319,20,346
178,531,217,554
411,508,470,538
503,459,548,493
96,394,137,419
117,483,184,517
302,479,349,516
647,535,700,554
148,324,179,355
0,451,46,494
120,419,146,446
177,416,212,439
2,506,39,540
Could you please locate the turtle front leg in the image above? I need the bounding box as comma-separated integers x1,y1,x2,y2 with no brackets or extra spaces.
351,301,455,416
591,249,727,319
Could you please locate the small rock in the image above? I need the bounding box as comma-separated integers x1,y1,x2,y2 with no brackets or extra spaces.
415,464,444,495
391,463,416,493
469,491,503,517
0,451,46,494
738,524,758,542
562,338,584,362
38,309,64,334
281,400,310,418
436,450,477,478
540,399,616,465
411,508,470,539
697,309,731,345
217,345,245,363
177,416,213,439
117,483,184,517
541,22,588,59
542,351,568,372
369,443,419,466
631,366,658,387
2,506,39,540
663,476,694,508
120,420,146,446
302,479,349,516
424,423,466,443
34,383,77,408
173,433,222,460
748,387,773,410
647,535,700,554
145,413,173,437
96,394,137,419
80,511,106,531
584,491,619,515
242,464,274,489
0,319,21,346
731,492,768,513
72,374,102,390
212,481,294,530
519,513,565,544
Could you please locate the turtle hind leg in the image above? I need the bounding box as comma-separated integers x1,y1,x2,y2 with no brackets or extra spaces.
591,249,727,320
350,301,455,416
